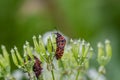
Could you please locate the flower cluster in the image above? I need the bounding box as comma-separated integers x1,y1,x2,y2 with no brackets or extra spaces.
97,40,112,74
0,46,15,80
0,31,112,80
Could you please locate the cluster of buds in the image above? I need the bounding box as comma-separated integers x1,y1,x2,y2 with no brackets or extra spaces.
0,31,112,80
70,39,93,68
0,45,15,80
97,40,112,74
11,33,57,79
68,39,93,80
33,35,56,61
32,34,56,71
11,42,37,80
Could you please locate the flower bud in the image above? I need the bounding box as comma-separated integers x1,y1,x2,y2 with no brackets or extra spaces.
26,41,34,59
23,45,29,63
97,40,112,66
97,42,105,65
97,42,104,58
81,40,85,56
71,41,80,63
33,36,40,53
105,40,112,62
51,34,56,51
83,43,90,57
0,54,5,68
11,49,19,67
89,47,93,59
1,45,9,64
38,35,46,53
47,37,53,53
14,46,24,65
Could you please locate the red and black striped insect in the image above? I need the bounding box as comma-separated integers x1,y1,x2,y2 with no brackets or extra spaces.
55,32,66,60
33,56,42,78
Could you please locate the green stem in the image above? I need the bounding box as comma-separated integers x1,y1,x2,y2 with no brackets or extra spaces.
59,59,65,70
59,59,65,80
75,71,80,80
51,70,55,80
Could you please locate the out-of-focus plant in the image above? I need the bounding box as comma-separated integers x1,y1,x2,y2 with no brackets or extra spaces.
0,31,112,80
96,40,112,79
0,46,15,80
33,34,56,80
69,39,93,80
11,42,37,80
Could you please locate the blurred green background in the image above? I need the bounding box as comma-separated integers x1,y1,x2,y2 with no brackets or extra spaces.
0,0,120,80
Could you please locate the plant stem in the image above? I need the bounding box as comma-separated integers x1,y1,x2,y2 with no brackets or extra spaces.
75,71,80,80
28,72,35,80
59,59,65,70
51,69,55,80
